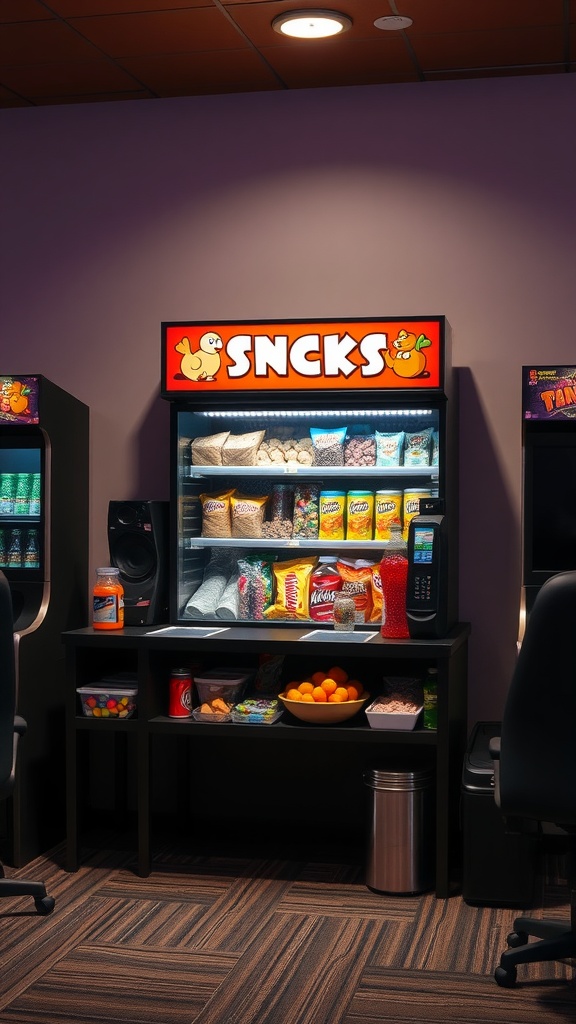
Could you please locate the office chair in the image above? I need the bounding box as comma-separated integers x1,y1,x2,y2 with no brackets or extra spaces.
0,570,54,915
490,569,576,987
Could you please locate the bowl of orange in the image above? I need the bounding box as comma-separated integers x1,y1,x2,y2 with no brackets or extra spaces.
278,666,370,724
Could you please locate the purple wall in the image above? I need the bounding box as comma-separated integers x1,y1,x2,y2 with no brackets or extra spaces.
1,73,575,725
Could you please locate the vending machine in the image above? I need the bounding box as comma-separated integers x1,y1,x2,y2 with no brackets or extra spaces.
0,375,88,865
520,366,576,640
161,317,458,636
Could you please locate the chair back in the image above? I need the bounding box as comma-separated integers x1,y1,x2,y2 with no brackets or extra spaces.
499,570,576,827
0,570,16,795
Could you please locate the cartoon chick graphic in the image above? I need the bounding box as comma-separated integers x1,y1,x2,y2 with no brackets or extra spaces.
384,330,431,379
175,332,222,382
2,379,31,415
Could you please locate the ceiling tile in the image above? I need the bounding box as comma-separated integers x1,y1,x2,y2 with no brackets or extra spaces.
261,37,419,89
0,59,147,98
0,19,109,64
392,0,565,33
118,49,283,96
411,27,565,72
0,0,54,21
67,9,248,57
48,1,207,12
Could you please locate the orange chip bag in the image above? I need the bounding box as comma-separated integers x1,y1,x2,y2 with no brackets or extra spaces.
336,558,377,623
264,557,318,620
370,562,383,623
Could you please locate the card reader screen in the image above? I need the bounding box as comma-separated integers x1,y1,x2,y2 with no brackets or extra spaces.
413,526,434,564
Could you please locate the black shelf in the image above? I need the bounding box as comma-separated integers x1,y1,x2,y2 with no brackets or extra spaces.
64,623,468,896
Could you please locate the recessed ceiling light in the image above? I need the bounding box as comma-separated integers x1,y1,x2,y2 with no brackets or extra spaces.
374,15,413,31
272,10,352,39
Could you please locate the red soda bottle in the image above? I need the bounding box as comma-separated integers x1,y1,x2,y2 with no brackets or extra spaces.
380,520,409,639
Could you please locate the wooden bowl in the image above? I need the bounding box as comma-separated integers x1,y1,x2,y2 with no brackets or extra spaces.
278,693,370,724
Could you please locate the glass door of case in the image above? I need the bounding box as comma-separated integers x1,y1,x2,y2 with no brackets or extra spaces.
0,433,44,580
173,406,442,626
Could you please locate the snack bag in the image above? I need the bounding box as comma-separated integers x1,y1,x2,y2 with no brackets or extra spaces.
191,431,230,466
370,562,383,623
237,556,274,619
264,556,318,620
310,426,346,466
336,558,377,623
375,430,405,467
403,427,433,466
230,493,268,539
200,489,235,538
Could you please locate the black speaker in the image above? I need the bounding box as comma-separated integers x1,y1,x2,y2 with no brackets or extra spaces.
108,500,169,626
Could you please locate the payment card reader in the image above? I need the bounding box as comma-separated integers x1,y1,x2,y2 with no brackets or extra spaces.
406,514,453,638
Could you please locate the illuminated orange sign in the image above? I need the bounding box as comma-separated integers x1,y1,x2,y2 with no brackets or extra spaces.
161,318,444,397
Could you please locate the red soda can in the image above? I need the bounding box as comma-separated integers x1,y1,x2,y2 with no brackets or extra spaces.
169,668,192,718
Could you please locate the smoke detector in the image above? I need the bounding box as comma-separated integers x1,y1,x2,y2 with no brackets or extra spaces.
374,15,413,31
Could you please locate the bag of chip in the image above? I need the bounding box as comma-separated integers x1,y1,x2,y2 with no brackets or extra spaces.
191,431,230,466
336,558,377,623
264,556,318,620
200,489,235,538
230,493,268,539
403,427,433,466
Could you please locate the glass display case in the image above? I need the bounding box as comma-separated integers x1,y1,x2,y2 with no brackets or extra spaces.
162,317,458,629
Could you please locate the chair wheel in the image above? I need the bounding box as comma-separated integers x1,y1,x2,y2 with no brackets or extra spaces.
34,896,55,915
507,931,527,948
495,965,517,987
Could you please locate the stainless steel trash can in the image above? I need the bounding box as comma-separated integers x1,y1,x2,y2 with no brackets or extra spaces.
364,767,435,894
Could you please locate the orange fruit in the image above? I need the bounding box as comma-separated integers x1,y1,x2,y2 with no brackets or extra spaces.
347,679,363,696
334,686,349,701
311,670,326,686
286,688,303,701
328,693,345,702
301,693,314,702
327,665,348,685
321,677,337,695
346,684,360,701
312,686,328,702
298,681,314,695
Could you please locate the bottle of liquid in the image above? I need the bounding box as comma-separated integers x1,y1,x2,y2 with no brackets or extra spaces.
93,567,124,630
0,529,7,569
14,473,31,516
7,529,22,569
29,473,41,516
422,667,438,729
309,555,342,622
24,528,40,568
380,520,409,639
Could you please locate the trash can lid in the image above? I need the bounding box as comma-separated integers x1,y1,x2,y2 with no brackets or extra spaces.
364,767,434,791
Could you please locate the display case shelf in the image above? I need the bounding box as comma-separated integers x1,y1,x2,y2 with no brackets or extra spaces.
187,464,439,480
186,536,392,551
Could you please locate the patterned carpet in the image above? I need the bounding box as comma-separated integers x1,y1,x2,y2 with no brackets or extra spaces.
0,838,575,1024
